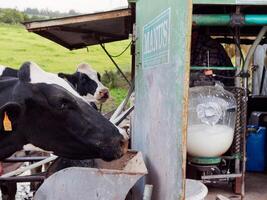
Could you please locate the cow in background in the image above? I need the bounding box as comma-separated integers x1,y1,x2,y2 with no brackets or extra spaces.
58,63,109,104
0,63,110,110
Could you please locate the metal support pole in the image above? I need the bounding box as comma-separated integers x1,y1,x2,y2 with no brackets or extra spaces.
3,156,49,163
235,6,242,87
0,175,45,183
235,26,242,87
1,155,57,178
243,26,267,90
130,3,136,82
110,83,134,123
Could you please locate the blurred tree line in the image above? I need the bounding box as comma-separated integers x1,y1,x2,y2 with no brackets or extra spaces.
0,8,29,24
0,8,80,24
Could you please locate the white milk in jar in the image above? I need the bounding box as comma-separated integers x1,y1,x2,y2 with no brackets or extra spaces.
187,85,236,158
187,124,234,157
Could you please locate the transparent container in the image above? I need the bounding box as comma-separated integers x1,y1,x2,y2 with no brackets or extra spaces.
187,85,236,157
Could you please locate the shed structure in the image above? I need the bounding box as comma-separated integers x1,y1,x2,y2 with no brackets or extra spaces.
24,1,267,199
24,3,192,199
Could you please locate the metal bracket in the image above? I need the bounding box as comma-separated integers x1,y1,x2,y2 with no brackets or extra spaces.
231,13,245,27
238,71,250,78
201,173,242,180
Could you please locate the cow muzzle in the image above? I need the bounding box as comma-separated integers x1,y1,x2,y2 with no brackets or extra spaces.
120,138,129,156
101,135,128,162
96,88,109,103
118,128,129,158
117,126,129,141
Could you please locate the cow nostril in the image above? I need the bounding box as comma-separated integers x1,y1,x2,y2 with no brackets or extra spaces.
120,139,125,147
120,139,128,154
103,92,109,98
99,89,109,99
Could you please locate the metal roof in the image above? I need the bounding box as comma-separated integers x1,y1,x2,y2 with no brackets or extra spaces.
23,8,132,50
23,4,267,48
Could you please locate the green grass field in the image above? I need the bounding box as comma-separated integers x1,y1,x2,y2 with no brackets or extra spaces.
0,23,132,111
0,23,131,73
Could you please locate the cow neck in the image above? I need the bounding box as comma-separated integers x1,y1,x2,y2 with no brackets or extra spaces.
0,77,17,91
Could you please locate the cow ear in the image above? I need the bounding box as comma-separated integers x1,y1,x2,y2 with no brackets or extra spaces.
18,61,31,82
58,73,78,85
0,102,22,132
58,72,68,80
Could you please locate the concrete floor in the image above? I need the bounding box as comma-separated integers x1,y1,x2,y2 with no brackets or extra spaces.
206,173,267,200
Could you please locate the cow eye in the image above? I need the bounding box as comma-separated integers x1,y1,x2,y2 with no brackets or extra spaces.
82,77,88,83
60,102,67,110
58,98,74,111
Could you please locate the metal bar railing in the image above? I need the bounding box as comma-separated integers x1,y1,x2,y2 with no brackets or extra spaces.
193,14,267,26
191,66,237,70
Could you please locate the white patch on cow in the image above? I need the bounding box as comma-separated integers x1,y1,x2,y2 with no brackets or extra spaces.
0,65,6,76
23,143,53,153
77,63,109,102
28,62,88,103
116,126,129,140
83,93,97,103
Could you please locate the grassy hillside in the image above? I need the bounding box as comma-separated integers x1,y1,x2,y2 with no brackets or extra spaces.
0,23,132,111
0,23,131,73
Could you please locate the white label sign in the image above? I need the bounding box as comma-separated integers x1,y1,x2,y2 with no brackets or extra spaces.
142,8,171,68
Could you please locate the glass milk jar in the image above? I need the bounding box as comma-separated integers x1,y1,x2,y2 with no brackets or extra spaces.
187,85,236,157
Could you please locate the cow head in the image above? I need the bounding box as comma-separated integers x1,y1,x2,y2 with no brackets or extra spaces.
0,62,127,161
58,63,109,104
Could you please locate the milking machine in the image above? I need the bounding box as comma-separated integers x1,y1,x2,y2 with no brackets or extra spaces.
186,82,247,194
186,3,267,196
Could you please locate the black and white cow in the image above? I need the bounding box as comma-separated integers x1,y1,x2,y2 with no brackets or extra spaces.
0,61,127,161
58,63,109,104
0,62,126,200
0,63,109,108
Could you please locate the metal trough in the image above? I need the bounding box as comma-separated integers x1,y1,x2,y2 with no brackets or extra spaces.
34,151,147,200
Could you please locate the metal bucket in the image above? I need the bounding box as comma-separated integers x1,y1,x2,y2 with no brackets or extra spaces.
34,151,147,200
